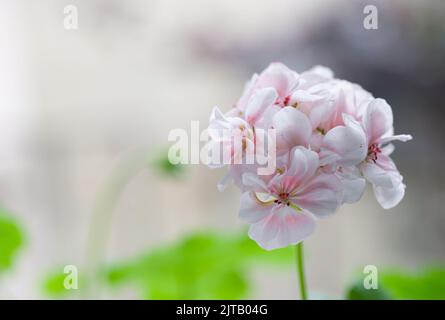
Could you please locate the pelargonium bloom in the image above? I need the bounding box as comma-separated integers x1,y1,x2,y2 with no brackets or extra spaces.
358,98,412,209
235,63,299,111
239,147,341,250
206,63,412,249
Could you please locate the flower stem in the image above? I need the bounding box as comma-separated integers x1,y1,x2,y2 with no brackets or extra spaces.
295,242,308,300
84,149,151,298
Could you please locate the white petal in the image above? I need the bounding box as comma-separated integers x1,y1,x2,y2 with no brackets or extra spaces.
320,115,367,167
239,192,272,223
273,107,311,153
299,65,334,89
379,134,412,145
245,87,277,124
381,143,395,156
306,100,335,130
360,162,394,188
290,90,323,104
208,107,250,142
373,180,406,209
363,98,394,144
255,104,281,128
337,168,366,204
305,65,334,79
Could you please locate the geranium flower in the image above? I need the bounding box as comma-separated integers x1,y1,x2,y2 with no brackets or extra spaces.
207,106,277,190
238,147,341,250
358,98,412,209
204,62,412,249
235,63,299,112
203,62,413,300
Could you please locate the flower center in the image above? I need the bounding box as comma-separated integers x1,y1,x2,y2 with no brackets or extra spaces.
275,95,291,107
367,143,381,163
316,127,326,135
274,192,291,206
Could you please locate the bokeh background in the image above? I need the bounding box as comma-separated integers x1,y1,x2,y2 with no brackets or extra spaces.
0,0,444,299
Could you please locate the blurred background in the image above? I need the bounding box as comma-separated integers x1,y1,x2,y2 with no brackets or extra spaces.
0,0,444,299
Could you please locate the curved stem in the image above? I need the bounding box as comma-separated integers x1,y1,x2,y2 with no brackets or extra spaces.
295,242,308,300
84,150,150,298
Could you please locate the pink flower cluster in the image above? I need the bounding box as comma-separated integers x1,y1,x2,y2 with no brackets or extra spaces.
208,63,412,250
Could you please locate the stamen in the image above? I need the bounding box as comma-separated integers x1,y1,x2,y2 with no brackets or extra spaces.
283,95,291,106
367,143,382,163
316,127,326,135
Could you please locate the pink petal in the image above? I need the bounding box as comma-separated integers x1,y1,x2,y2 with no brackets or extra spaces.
287,147,319,185
248,205,315,250
280,208,316,246
247,208,280,244
294,174,341,218
245,88,277,125
256,63,299,98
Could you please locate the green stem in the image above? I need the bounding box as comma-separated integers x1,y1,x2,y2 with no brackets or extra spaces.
84,149,151,298
295,242,308,300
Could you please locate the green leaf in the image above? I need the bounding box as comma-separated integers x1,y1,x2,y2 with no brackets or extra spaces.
380,267,445,300
346,266,445,300
196,269,249,299
42,271,70,297
0,209,24,272
346,280,391,300
42,267,86,298
151,149,184,177
104,230,292,299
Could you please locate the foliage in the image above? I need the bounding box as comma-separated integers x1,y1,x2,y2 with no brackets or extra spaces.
346,280,391,300
379,267,445,300
41,226,445,300
346,266,445,300
0,208,24,272
43,230,292,299
106,231,292,299
152,149,184,177
42,271,71,298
